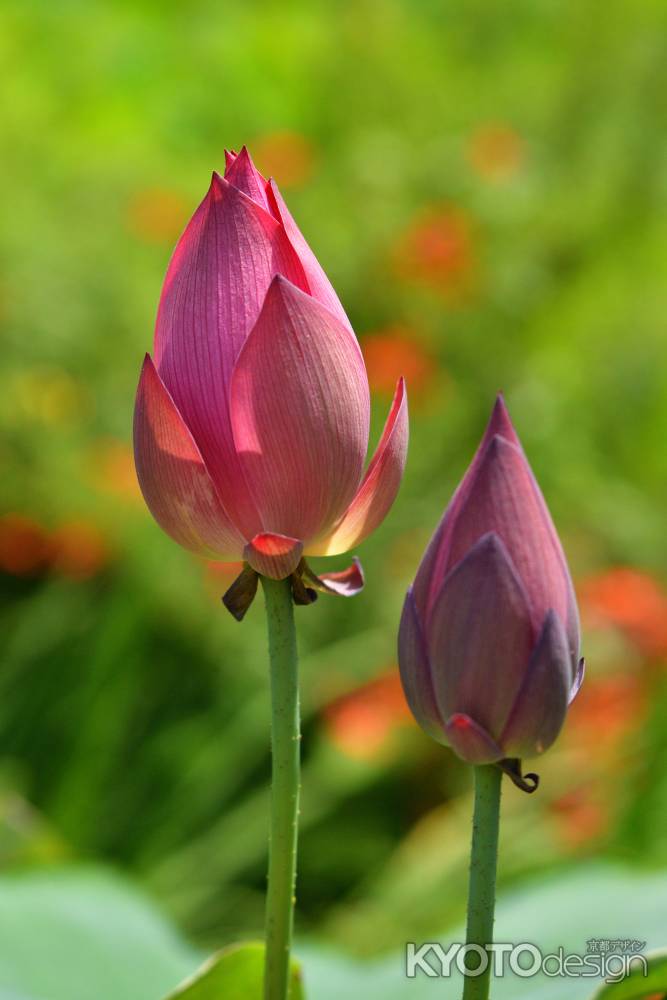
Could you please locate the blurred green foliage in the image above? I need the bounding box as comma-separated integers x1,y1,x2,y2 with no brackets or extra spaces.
1,0,667,973
0,864,664,999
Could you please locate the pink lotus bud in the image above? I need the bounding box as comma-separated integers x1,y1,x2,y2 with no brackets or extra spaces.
133,148,408,612
398,395,583,772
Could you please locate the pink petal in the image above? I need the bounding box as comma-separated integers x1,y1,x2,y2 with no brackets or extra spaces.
230,276,370,542
314,558,365,597
444,714,503,764
133,355,245,558
398,588,447,744
267,178,352,331
153,173,309,537
413,393,519,618
444,434,575,641
428,533,534,739
309,377,408,556
223,145,270,211
499,610,572,759
414,395,579,673
244,532,303,579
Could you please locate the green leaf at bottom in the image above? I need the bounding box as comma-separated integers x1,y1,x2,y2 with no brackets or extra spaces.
589,947,667,1000
165,942,305,1000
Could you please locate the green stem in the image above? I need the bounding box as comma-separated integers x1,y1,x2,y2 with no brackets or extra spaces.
262,577,300,1000
462,764,502,1000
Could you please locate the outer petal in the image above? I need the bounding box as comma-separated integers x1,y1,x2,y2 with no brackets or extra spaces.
308,377,408,556
444,714,504,764
444,433,575,646
305,558,366,597
153,173,309,537
499,610,572,758
398,588,447,744
244,533,303,579
223,145,270,211
267,178,352,331
428,533,534,740
414,396,580,672
412,393,520,619
230,276,370,541
133,355,245,559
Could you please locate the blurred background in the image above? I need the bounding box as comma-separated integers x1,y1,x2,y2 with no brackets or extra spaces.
1,0,667,996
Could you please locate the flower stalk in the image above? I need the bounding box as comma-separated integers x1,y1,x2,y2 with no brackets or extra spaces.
262,576,301,1000
462,765,502,1000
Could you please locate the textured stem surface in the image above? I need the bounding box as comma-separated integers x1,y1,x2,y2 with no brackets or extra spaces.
262,576,300,1000
462,764,502,1000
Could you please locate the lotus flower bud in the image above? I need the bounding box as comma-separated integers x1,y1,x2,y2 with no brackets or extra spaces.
133,148,408,615
398,395,583,774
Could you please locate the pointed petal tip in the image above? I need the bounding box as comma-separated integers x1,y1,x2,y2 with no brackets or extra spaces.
137,351,164,395
206,170,226,201
267,271,300,298
223,146,269,207
393,374,407,400
569,656,585,703
484,391,519,446
263,272,333,321
466,529,508,562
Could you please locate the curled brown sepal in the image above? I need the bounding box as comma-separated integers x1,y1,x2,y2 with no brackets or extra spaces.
222,564,259,621
222,556,365,621
497,757,540,794
290,566,318,606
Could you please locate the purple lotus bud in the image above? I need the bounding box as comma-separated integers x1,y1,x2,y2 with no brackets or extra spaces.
398,395,583,771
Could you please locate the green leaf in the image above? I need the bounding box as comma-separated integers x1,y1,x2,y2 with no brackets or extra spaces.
165,942,304,1000
0,863,664,1000
297,864,667,1000
589,947,667,999
0,866,198,1000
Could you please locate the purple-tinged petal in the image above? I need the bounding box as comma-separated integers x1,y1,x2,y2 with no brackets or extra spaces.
311,558,365,597
499,610,571,758
413,393,520,619
444,433,574,640
309,377,408,556
244,532,303,579
267,178,352,331
428,533,534,738
230,276,370,542
133,355,245,558
223,145,270,211
398,588,447,744
569,656,585,704
153,173,309,537
444,714,504,764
